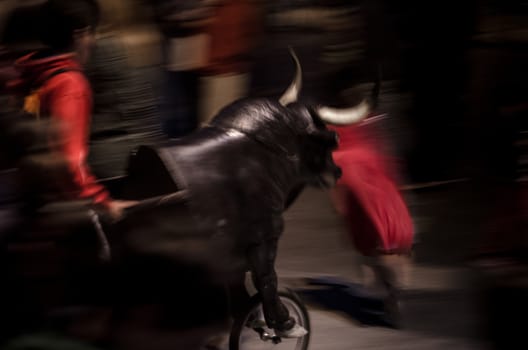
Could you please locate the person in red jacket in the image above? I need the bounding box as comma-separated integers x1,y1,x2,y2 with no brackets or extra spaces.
329,114,414,327
6,0,135,219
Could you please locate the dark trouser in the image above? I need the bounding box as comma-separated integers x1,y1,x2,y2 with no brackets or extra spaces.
247,240,293,331
161,70,199,138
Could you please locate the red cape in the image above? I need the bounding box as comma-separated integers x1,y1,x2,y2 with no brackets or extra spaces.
330,121,413,256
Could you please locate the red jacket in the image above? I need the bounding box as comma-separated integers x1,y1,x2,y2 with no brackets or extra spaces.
8,52,110,206
330,120,413,256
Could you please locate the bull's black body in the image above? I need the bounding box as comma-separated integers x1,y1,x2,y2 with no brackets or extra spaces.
121,98,340,331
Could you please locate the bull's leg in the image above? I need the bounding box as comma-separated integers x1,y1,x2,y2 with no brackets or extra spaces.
247,239,308,338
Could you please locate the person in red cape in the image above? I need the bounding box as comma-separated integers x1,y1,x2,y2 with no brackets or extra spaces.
328,112,414,327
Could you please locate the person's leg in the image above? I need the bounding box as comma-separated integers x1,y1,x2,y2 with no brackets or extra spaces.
198,73,250,125
161,70,199,138
247,239,291,331
247,239,307,337
359,255,380,291
370,254,406,327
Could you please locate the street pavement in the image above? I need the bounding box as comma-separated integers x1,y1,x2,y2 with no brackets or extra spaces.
275,187,490,350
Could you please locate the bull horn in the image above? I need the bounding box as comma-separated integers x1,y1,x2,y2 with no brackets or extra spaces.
279,47,302,106
317,100,370,125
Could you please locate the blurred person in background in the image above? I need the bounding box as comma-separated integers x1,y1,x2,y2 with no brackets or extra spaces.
3,0,136,219
85,0,166,181
150,0,215,138
150,0,262,136
198,0,263,124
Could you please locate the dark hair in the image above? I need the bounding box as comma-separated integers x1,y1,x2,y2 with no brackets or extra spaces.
38,0,100,50
1,4,41,46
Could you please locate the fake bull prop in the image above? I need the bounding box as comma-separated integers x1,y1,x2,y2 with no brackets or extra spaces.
118,50,371,334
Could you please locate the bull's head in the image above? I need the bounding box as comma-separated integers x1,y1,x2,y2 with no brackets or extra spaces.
279,48,370,187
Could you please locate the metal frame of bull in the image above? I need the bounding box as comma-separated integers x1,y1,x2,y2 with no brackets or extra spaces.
121,48,370,338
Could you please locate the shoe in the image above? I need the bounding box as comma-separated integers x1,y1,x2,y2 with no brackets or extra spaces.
275,323,308,338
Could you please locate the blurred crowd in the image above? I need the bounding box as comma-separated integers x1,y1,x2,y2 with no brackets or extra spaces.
0,0,527,349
